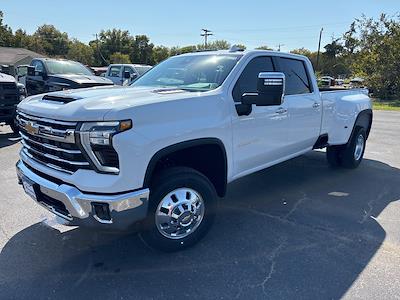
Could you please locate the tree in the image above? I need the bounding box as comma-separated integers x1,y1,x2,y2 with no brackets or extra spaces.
0,11,13,47
256,45,273,50
97,29,134,62
349,14,400,98
131,35,154,64
67,40,94,65
152,46,170,64
33,25,70,56
110,52,131,64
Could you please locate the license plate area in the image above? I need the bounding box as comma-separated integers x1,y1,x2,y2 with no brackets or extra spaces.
21,177,37,201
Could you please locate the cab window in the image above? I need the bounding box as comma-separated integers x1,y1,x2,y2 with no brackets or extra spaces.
108,66,122,77
232,56,275,102
277,58,312,95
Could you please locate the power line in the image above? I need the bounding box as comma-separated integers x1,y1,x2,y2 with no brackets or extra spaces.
201,29,213,48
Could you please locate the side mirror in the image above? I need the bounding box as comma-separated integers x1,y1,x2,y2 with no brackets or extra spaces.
241,72,285,106
27,66,35,76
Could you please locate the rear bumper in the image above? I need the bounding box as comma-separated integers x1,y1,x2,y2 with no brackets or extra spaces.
16,160,150,230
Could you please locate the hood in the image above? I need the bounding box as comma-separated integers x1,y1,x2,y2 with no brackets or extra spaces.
51,73,113,85
17,86,197,121
0,72,16,84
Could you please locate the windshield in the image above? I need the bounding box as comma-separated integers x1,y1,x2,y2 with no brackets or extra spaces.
131,54,242,91
46,60,93,76
135,66,152,75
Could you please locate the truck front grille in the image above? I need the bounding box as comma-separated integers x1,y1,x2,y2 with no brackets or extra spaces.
17,112,91,174
0,82,18,104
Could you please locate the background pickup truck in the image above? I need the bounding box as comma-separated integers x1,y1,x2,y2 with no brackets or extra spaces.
105,64,152,86
16,49,372,251
22,58,114,95
0,72,26,133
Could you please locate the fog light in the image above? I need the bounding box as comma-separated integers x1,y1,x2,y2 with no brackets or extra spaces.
92,203,112,223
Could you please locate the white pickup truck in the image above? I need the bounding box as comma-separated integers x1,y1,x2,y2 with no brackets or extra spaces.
15,49,372,251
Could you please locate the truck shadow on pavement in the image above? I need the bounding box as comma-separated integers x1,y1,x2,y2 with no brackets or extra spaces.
0,128,20,148
1,151,399,299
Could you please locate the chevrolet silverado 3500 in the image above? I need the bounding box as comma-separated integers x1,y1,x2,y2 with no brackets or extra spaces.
16,49,372,251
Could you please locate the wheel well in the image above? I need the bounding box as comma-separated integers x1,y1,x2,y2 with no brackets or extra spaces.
144,139,228,197
354,109,373,139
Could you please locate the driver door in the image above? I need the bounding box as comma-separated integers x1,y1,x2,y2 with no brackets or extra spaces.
231,56,291,177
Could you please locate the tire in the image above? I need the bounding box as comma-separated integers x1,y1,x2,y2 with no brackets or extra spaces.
9,117,19,134
140,167,217,252
341,127,366,169
326,127,366,169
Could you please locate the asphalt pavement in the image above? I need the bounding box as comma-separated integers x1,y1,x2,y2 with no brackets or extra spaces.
0,110,399,299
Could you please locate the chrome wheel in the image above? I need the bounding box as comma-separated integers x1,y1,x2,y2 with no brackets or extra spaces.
354,134,365,161
155,188,205,240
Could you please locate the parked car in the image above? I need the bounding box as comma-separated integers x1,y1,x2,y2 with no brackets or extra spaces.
23,58,114,95
16,49,372,251
319,76,335,86
0,72,26,133
105,64,152,85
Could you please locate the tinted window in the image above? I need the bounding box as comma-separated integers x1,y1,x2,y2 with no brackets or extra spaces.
123,66,135,76
109,66,122,77
278,58,312,95
232,56,274,102
32,61,44,73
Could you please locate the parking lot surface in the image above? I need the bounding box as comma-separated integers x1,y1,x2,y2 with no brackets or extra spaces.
0,110,400,299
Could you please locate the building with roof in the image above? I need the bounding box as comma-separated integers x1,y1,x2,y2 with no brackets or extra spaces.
0,47,46,76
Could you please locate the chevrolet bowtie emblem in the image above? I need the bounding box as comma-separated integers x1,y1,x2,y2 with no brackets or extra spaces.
25,122,39,135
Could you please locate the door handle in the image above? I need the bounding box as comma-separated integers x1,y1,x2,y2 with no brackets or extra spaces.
275,107,288,114
313,102,321,109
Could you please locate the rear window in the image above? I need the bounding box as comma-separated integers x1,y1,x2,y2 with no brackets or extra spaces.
278,58,312,95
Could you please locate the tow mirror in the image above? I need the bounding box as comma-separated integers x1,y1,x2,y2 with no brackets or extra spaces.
123,71,131,79
241,72,285,106
27,66,35,76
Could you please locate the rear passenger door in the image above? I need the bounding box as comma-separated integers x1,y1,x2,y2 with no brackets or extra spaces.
276,57,321,152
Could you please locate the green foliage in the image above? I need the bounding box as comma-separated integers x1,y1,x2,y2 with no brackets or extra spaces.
0,11,13,47
109,52,131,64
348,14,400,98
256,45,273,50
33,25,69,56
67,40,94,65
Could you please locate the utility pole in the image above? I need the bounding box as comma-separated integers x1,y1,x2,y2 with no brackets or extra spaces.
277,44,285,52
94,33,108,66
201,29,213,49
316,28,323,70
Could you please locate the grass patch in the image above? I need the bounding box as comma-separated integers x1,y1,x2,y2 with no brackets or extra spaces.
372,99,400,111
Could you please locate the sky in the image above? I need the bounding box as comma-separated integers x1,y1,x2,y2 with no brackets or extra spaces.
1,0,399,52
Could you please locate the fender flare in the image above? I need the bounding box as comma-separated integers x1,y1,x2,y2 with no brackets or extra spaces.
348,109,373,144
143,138,228,196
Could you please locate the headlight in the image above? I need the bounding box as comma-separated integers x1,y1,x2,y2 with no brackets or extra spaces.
79,120,132,173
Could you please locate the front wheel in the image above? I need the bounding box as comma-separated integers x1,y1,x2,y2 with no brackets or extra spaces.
140,167,217,252
9,117,19,134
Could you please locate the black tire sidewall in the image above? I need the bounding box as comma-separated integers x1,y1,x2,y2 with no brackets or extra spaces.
141,167,217,252
343,128,366,168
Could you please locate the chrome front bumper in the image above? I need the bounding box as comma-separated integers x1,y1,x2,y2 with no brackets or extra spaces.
16,160,150,230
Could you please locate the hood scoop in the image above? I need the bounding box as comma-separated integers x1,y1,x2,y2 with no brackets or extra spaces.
42,93,83,104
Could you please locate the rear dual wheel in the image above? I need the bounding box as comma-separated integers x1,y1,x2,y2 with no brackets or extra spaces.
326,127,366,169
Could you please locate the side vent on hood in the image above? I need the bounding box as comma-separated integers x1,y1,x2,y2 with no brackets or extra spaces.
42,94,83,103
